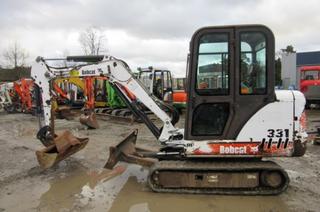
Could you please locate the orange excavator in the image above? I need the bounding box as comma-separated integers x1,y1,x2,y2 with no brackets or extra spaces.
172,77,187,112
12,78,34,113
52,76,100,129
79,77,100,129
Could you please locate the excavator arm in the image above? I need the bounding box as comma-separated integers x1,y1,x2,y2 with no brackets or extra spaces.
31,55,180,143
30,55,182,169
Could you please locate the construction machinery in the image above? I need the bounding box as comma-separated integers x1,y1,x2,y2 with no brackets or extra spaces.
172,77,187,111
299,66,320,108
0,79,34,113
54,77,85,106
78,76,100,129
93,79,132,120
31,25,307,195
94,67,176,121
48,70,100,129
138,67,173,103
0,82,14,112
13,78,34,113
139,69,187,112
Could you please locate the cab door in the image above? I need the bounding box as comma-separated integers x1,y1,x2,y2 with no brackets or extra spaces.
185,25,276,140
153,70,173,103
185,27,234,140
162,70,173,103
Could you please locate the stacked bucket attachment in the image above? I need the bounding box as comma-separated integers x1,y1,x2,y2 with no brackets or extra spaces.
80,110,99,129
105,130,290,195
36,129,89,169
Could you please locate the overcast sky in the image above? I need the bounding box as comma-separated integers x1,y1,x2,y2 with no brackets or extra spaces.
0,0,319,76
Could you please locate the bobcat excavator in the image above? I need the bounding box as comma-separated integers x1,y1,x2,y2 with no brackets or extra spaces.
31,25,307,195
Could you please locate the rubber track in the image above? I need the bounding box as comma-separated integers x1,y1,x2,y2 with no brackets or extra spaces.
148,160,289,195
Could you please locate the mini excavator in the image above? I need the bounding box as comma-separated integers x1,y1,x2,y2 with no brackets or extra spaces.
0,82,14,112
31,25,307,195
0,79,34,113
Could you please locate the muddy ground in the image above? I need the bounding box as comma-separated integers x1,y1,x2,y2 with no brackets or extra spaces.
0,110,319,212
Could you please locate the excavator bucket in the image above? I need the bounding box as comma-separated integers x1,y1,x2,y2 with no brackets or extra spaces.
80,112,99,129
56,106,74,120
104,129,157,169
36,130,89,169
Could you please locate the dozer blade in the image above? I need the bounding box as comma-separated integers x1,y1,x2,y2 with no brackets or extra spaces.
104,129,157,169
80,112,99,129
36,130,89,169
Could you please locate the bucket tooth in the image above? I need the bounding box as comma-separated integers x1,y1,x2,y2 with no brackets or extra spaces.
104,129,157,169
35,130,89,169
80,112,99,129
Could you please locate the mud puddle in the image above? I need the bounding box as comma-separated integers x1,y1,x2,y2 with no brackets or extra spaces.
0,162,289,212
1,112,320,211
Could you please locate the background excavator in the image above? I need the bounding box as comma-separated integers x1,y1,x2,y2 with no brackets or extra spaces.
0,82,14,112
172,77,187,112
137,67,188,112
13,78,34,113
31,24,308,195
94,67,178,121
48,73,101,129
138,67,173,104
0,79,34,113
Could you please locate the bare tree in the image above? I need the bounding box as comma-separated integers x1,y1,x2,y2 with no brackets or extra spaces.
79,27,106,55
3,41,29,68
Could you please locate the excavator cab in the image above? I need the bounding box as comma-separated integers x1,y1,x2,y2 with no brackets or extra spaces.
138,68,173,103
94,77,108,107
185,25,275,140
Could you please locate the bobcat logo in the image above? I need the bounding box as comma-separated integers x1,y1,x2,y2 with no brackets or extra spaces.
250,146,259,153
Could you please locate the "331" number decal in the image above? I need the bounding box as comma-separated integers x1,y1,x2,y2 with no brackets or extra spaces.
267,129,289,138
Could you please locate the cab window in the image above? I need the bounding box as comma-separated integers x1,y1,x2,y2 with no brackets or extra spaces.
192,103,229,136
240,32,267,95
163,71,171,89
139,71,152,91
196,33,229,95
302,70,320,80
